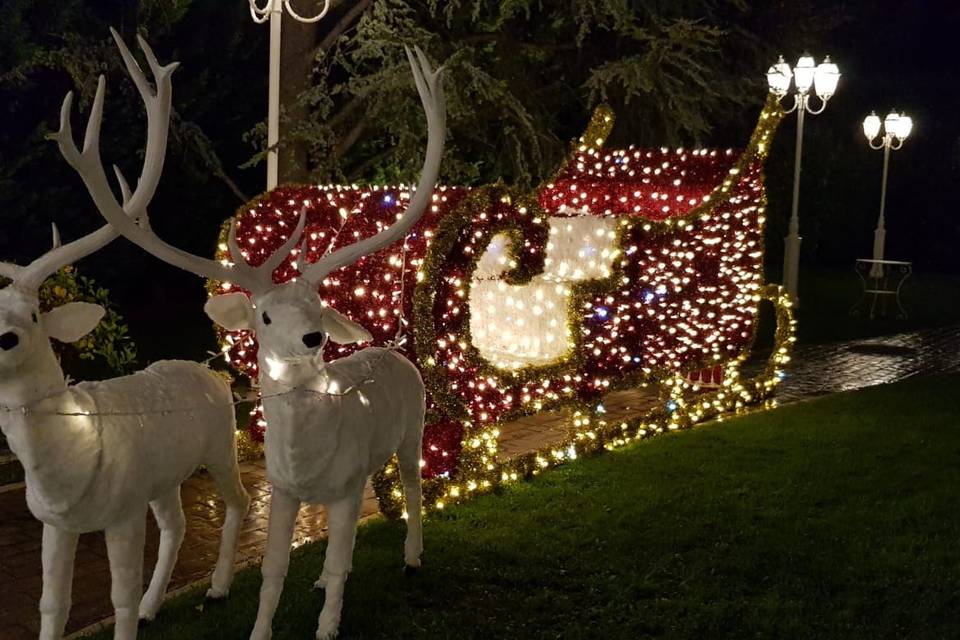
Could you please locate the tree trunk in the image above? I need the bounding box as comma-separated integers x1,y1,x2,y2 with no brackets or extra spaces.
279,11,318,184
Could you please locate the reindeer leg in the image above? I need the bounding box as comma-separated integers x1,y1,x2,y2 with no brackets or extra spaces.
206,456,251,599
38,524,79,640
312,489,363,590
398,427,424,571
139,489,184,621
105,511,147,640
315,488,363,640
250,487,300,640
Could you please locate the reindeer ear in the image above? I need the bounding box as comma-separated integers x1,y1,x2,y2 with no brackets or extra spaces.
41,302,105,343
322,308,372,344
204,293,254,331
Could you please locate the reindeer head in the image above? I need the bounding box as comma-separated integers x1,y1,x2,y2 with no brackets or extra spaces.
207,279,372,366
0,231,109,376
197,209,375,366
0,29,172,379
78,37,444,380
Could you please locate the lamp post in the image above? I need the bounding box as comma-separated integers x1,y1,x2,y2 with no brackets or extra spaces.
249,0,330,191
766,54,841,301
862,110,912,277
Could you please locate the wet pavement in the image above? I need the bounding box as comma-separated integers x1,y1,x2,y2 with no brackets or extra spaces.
764,325,960,403
0,325,958,639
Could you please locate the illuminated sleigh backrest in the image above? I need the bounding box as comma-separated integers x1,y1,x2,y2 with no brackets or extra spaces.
216,97,794,513
469,214,619,368
469,145,756,372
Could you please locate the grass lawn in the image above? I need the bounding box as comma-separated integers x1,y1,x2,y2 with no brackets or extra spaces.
91,375,960,639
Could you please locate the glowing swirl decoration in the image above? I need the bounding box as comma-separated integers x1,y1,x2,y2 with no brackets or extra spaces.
212,96,795,517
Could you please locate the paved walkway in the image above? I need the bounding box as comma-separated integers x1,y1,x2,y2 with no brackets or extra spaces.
769,325,960,403
1,325,958,639
0,463,380,640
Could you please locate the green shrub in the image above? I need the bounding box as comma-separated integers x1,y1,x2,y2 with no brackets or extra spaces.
1,266,138,380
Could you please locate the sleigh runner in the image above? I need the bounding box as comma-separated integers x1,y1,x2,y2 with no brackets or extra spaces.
214,96,795,517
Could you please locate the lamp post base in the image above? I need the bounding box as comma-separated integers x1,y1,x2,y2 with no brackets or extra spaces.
783,233,802,303
870,226,886,279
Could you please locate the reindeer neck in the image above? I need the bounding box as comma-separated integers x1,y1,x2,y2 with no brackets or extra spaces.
258,352,326,394
0,348,99,508
0,346,68,409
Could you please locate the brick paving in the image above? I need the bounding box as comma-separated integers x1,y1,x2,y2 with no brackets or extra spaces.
773,325,960,402
0,466,380,640
496,386,663,459
0,325,958,639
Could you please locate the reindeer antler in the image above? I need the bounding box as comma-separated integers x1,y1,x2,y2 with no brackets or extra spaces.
87,40,443,297
2,29,177,292
298,46,445,285
69,30,307,294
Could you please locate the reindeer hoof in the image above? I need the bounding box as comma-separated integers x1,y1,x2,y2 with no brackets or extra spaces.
404,563,420,577
138,603,159,623
138,617,153,628
205,586,229,601
316,621,340,639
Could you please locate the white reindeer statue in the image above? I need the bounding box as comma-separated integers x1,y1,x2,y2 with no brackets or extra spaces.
73,36,445,639
0,32,250,640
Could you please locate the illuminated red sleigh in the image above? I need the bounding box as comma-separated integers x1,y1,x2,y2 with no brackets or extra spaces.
215,98,795,514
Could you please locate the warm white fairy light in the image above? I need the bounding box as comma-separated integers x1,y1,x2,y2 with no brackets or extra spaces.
468,215,619,368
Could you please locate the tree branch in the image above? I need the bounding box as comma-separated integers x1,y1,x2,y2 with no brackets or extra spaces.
331,117,366,161
211,165,250,203
317,0,374,52
346,146,393,182
171,111,250,203
327,95,365,130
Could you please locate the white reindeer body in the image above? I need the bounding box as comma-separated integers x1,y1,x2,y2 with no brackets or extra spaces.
0,31,250,640
10,361,235,532
90,42,445,640
261,347,425,505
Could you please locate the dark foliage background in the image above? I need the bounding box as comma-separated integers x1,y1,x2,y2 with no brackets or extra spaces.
0,0,957,365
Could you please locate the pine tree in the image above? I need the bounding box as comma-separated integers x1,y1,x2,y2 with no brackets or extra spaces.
263,0,770,187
